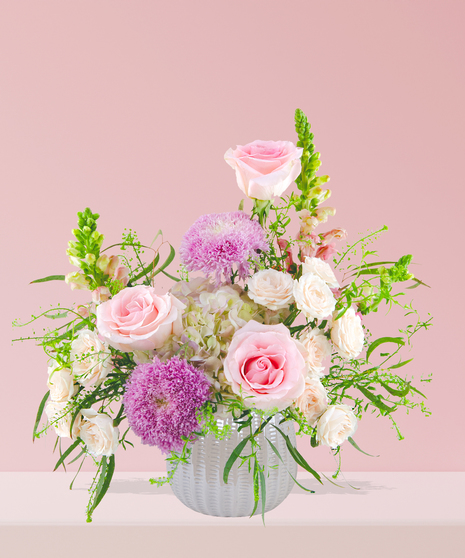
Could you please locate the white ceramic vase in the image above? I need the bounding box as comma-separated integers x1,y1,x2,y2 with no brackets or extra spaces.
169,413,297,517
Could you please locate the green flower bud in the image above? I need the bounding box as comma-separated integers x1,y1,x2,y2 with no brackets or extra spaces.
82,226,91,234
96,254,110,273
85,253,96,265
69,255,83,268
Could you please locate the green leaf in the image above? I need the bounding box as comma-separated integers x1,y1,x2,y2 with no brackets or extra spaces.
266,438,314,493
33,391,50,441
30,275,65,284
408,277,431,289
272,425,322,484
259,468,266,524
69,455,86,490
223,435,251,484
68,448,86,464
161,269,180,282
131,253,160,283
409,385,427,399
366,336,405,361
152,244,176,278
357,386,397,414
44,311,69,320
388,358,413,370
379,380,411,397
53,439,81,471
321,473,345,488
348,437,379,457
250,461,260,518
91,454,115,513
150,229,163,247
54,320,88,343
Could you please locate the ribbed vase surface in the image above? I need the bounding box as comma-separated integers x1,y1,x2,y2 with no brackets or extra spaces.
169,414,297,517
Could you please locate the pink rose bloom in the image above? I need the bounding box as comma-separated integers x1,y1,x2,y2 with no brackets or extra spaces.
96,286,186,352
224,140,303,201
223,320,307,411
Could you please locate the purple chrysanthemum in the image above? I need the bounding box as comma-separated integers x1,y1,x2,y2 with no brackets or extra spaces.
179,211,268,284
123,356,211,453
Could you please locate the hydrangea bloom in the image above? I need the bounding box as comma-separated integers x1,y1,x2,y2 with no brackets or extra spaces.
157,278,264,391
123,356,211,453
179,211,268,284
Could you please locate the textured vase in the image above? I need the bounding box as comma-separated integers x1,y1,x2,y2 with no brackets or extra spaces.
169,414,297,517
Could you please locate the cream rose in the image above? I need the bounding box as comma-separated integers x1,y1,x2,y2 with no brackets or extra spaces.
47,365,78,402
96,286,186,352
45,401,82,439
302,257,340,289
224,140,303,200
293,273,336,320
295,377,328,425
71,329,112,387
316,404,358,448
331,307,364,359
246,269,294,311
299,328,332,377
80,409,119,457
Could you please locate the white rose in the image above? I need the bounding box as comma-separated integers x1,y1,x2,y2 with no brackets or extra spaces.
80,409,119,457
247,269,294,311
47,365,78,402
316,404,358,448
331,307,364,359
293,273,336,320
295,377,328,425
302,257,340,289
71,329,112,387
300,328,332,377
45,401,82,439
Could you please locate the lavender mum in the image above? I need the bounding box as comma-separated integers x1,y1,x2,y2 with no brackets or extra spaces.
123,356,211,453
179,211,268,284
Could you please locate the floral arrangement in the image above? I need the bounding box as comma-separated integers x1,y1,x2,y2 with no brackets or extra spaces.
14,109,432,522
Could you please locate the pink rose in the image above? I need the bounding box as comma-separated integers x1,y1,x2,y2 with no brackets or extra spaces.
223,320,307,411
224,140,303,201
96,285,186,352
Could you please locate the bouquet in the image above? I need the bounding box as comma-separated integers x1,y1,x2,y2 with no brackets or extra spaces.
14,109,432,522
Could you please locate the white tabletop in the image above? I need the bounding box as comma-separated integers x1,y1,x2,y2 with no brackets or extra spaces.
1,472,464,558
1,471,463,526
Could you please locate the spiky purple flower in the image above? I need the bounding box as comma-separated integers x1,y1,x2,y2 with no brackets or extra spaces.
179,211,268,284
123,356,211,453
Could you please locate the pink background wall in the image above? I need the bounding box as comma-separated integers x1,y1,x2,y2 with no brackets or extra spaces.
1,0,463,473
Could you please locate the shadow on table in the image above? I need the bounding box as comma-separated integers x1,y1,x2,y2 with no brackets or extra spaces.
108,478,172,495
290,478,394,496
98,477,393,496
71,478,173,495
